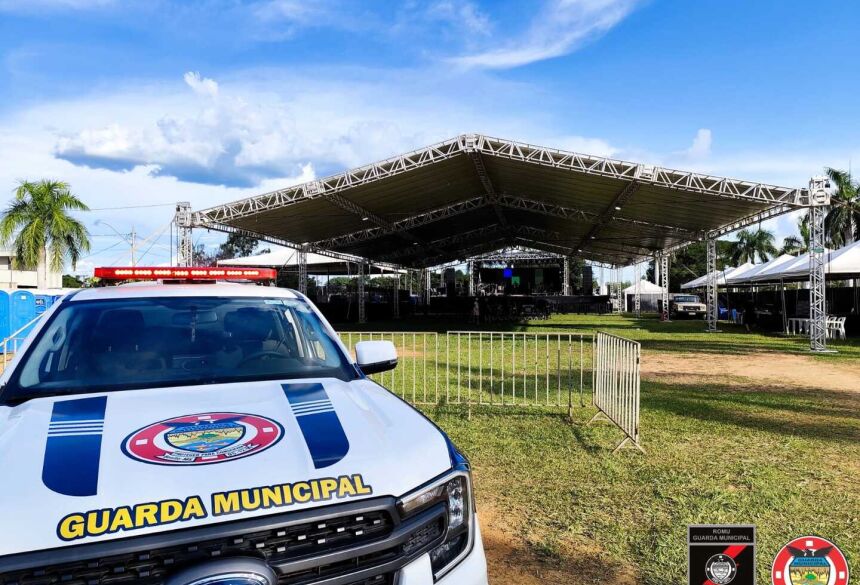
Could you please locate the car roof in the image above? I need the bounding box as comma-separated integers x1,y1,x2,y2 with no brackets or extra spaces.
68,282,300,302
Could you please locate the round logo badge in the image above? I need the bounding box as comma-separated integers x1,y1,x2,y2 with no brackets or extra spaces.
706,553,738,585
123,412,284,466
772,536,849,585
166,557,277,585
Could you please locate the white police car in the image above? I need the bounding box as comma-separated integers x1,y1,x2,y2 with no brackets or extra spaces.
0,267,488,585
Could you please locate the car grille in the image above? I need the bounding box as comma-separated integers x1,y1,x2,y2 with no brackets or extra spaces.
0,499,445,585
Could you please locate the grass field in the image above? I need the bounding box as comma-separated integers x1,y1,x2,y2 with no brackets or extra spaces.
337,313,860,584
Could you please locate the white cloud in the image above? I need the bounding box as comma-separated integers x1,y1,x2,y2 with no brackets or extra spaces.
685,128,712,159
47,68,573,187
425,1,492,36
452,0,642,69
183,72,219,99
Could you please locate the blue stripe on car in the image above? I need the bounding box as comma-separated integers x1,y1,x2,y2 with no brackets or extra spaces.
282,383,349,469
42,396,107,497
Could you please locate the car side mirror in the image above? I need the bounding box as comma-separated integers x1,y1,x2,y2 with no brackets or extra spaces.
354,340,397,375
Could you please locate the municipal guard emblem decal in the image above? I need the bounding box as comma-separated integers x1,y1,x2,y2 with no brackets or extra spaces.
706,554,738,585
771,536,849,585
122,412,284,465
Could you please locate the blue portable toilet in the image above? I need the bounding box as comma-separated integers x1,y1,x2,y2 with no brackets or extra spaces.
10,289,36,340
35,292,50,316
0,290,9,345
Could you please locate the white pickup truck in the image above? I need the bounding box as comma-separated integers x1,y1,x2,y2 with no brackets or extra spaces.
0,268,488,585
669,293,707,319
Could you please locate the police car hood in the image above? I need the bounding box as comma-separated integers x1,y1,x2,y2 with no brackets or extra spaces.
0,378,453,557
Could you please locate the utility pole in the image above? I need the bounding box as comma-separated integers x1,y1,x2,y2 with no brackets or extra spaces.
130,226,136,267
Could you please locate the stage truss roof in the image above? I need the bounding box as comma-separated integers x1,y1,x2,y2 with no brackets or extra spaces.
190,134,811,269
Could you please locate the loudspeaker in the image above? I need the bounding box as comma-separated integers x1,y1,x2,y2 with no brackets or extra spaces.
582,266,593,295
444,268,456,297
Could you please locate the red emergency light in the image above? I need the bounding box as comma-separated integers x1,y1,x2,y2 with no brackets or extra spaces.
94,266,277,281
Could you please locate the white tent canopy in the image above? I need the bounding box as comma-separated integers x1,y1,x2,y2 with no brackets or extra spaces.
725,254,796,284
680,265,742,290
623,280,664,295
777,240,860,281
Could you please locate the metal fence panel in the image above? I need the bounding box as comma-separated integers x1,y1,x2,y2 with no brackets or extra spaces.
341,331,440,404
591,331,643,453
340,331,591,413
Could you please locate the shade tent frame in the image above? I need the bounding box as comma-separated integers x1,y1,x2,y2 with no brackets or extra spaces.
176,134,833,350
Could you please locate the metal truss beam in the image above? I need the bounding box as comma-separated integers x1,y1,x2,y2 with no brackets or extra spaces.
496,194,701,239
469,134,808,206
174,202,193,267
467,245,563,262
193,138,465,225
659,253,670,321
192,133,807,232
297,245,308,295
706,238,718,332
393,274,400,319
193,220,403,271
807,177,832,352
307,191,700,255
462,137,509,230
563,257,570,295
322,191,439,254
575,181,641,253
707,204,795,239
377,224,506,262
634,262,641,317
357,261,366,324
310,196,487,249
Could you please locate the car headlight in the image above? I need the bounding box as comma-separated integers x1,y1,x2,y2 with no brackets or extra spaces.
398,470,474,580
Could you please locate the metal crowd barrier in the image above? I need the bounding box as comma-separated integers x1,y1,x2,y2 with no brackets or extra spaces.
589,331,644,453
1,314,44,368
341,331,591,418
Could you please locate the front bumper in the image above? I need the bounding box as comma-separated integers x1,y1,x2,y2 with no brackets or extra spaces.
398,514,488,585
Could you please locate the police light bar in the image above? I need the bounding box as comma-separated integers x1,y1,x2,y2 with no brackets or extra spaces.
94,267,277,281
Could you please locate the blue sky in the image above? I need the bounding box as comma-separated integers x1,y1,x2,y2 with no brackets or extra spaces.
1,0,858,274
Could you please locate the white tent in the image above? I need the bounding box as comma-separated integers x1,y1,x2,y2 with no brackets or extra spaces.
681,266,738,290
778,240,860,281
623,280,665,312
718,262,754,284
725,254,796,285
623,280,664,295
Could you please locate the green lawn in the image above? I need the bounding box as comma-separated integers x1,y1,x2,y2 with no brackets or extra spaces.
336,313,860,584
342,311,860,360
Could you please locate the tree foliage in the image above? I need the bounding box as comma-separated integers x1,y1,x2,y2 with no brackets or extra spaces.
823,167,860,247
0,180,90,287
727,228,777,265
646,240,733,292
193,233,263,265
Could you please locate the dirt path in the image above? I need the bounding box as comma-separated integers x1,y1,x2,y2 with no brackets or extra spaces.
480,505,638,585
478,350,859,584
641,350,860,394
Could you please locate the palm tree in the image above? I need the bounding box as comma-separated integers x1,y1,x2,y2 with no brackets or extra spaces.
823,167,860,247
0,180,90,288
780,216,809,255
728,228,777,265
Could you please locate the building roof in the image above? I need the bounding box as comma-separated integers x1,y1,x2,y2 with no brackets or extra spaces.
191,134,809,269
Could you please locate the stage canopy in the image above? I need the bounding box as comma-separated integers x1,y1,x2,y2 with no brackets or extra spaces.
189,134,809,269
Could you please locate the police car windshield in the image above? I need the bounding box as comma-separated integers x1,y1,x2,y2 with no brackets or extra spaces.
3,296,357,402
